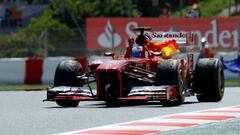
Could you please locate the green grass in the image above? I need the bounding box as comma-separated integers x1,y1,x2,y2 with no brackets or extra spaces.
0,84,49,91
225,81,240,87
171,0,229,17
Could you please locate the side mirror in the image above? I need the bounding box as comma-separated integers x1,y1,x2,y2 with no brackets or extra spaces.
152,52,162,56
104,52,115,58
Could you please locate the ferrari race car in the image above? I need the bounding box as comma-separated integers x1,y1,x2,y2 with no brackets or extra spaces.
43,27,224,107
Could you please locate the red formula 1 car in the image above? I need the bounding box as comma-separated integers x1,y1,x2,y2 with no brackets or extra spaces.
44,27,224,107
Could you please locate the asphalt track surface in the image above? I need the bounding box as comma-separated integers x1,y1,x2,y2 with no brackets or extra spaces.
0,87,239,135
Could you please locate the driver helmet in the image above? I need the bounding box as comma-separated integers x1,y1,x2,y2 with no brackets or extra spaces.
132,45,143,58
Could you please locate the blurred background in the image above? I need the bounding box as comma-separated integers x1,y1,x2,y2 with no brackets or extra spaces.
0,0,239,85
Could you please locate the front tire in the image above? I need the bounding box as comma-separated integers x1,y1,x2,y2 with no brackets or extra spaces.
155,60,185,106
194,58,224,102
56,100,79,107
54,60,83,87
54,60,83,107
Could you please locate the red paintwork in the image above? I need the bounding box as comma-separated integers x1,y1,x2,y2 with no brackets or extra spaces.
94,58,156,99
54,95,94,101
119,95,167,100
88,29,191,100
166,87,178,100
90,54,184,101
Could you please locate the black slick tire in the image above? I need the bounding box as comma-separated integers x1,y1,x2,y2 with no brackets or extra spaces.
155,60,185,106
54,60,83,87
56,100,79,107
53,60,83,107
194,58,224,102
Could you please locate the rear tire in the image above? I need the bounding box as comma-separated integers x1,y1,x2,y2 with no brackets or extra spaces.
194,58,224,102
155,60,185,106
54,60,83,107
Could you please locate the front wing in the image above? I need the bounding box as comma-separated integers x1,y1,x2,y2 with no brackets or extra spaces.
43,85,178,102
43,86,95,101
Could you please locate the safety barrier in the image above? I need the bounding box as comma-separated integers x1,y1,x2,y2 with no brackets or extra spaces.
0,57,88,84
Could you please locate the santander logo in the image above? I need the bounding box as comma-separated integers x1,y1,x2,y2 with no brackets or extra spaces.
87,18,239,50
98,21,122,49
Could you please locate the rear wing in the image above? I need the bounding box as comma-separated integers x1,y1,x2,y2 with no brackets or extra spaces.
144,31,195,54
144,32,194,45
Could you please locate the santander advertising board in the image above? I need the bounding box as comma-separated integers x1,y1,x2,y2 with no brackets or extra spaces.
86,18,239,50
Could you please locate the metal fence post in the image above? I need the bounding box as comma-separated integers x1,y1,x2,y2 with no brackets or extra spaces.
38,29,48,57
43,29,48,57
